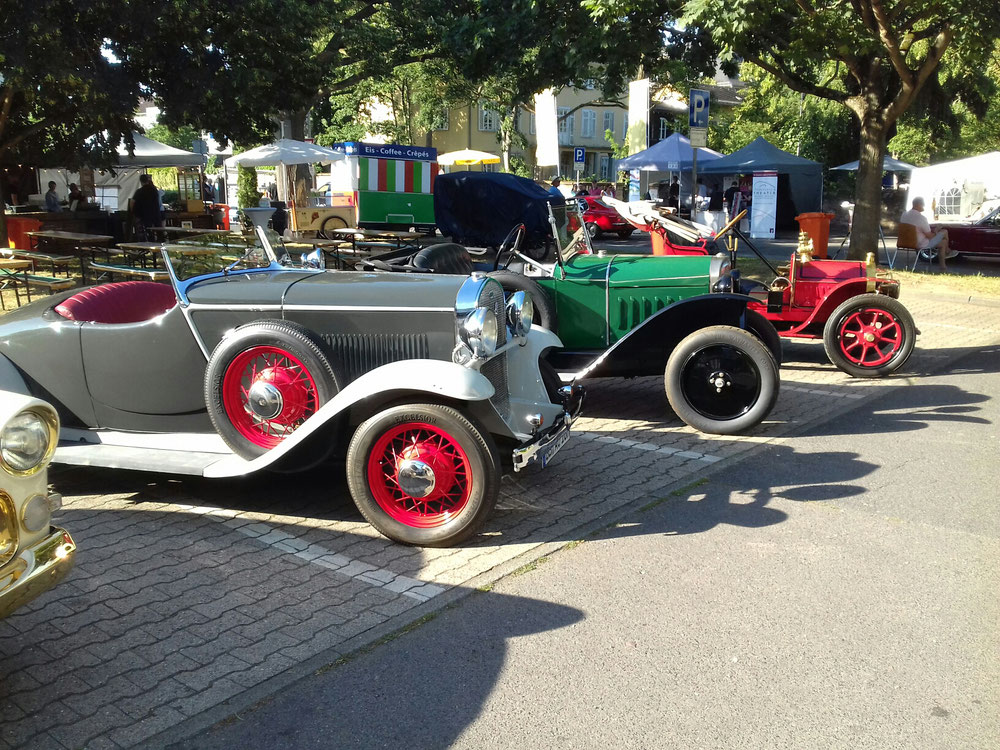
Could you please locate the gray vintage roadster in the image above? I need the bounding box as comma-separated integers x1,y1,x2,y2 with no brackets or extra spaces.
0,228,582,547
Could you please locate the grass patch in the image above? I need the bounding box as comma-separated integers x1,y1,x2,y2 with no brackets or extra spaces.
314,610,442,676
510,556,551,577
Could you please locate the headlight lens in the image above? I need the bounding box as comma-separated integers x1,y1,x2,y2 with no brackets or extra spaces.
462,308,498,359
506,291,533,338
21,494,50,534
1,409,57,476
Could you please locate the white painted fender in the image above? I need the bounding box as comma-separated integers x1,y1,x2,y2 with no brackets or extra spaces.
204,359,494,478
0,355,29,396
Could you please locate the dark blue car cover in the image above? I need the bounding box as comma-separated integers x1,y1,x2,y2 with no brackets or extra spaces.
434,172,561,248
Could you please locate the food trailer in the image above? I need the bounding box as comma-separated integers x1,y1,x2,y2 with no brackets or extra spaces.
299,142,438,236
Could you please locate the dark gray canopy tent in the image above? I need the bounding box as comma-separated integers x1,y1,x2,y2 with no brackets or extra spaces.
700,137,823,219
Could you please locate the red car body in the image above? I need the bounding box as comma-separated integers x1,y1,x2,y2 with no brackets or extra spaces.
575,196,634,239
935,206,1000,256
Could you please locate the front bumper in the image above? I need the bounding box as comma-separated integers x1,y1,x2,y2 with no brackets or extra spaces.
0,526,77,619
511,384,585,471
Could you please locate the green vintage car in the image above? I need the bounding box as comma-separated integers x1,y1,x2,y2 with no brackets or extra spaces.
487,205,782,435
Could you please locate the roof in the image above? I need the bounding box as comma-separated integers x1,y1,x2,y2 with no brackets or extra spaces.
117,132,206,168
699,137,821,175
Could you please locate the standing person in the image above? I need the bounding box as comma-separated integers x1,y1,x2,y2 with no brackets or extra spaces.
900,197,951,270
668,176,680,209
696,178,708,209
708,182,725,232
130,174,162,239
67,183,85,208
44,181,62,212
547,176,565,201
724,180,741,220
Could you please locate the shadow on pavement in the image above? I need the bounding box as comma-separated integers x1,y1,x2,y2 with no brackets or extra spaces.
165,589,584,750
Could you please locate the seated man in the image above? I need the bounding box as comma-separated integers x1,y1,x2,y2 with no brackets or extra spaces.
900,196,952,270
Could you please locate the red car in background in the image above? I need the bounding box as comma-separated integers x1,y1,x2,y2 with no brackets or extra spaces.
575,196,634,240
936,204,1000,258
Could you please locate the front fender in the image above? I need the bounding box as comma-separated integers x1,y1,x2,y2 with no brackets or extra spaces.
577,293,766,379
204,359,494,478
0,354,29,395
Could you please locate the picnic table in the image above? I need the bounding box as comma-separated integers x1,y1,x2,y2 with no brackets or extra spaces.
146,226,232,240
321,228,424,268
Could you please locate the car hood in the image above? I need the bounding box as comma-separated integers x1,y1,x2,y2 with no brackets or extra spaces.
606,254,714,288
283,269,466,309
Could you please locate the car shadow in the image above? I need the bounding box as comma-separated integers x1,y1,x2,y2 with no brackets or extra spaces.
165,588,584,750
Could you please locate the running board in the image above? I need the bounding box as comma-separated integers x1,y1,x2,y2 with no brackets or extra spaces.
55,429,234,476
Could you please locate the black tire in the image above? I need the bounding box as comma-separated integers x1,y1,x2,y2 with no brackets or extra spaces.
616,229,634,239
205,320,341,460
585,222,602,240
664,325,779,435
346,403,501,547
822,293,916,378
744,308,783,366
486,270,558,331
318,215,348,239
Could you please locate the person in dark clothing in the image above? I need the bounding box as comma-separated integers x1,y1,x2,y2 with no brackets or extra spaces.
131,174,163,238
724,180,741,219
708,183,724,212
668,176,680,209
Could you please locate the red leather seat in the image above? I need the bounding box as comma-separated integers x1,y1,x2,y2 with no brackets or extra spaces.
55,282,177,324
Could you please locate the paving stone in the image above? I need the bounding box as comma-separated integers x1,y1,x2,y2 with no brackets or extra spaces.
48,704,134,748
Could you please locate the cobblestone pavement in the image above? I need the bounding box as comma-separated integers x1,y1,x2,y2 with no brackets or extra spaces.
2,289,999,749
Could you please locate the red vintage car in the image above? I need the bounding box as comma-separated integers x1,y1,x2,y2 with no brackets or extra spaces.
575,196,634,240
933,204,1000,258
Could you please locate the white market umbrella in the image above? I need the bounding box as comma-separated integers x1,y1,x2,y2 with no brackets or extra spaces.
225,139,346,231
438,148,501,166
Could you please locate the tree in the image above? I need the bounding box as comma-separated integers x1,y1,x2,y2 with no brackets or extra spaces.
683,0,1000,259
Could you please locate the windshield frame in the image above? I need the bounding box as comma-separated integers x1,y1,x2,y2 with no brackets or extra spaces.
547,201,596,269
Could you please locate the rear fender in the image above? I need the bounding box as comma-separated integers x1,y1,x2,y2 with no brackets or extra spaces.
578,294,775,378
204,359,494,478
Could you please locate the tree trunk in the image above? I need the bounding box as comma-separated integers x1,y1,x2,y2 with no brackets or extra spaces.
0,199,7,249
289,110,311,214
848,114,887,260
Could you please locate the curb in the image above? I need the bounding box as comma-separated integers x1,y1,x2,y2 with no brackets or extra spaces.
904,287,1000,309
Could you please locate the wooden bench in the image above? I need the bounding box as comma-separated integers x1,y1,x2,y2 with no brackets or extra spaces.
85,261,170,283
8,248,77,276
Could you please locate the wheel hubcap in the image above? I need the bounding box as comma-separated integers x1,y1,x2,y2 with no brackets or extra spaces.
838,308,902,367
221,346,318,448
367,422,472,528
681,345,761,421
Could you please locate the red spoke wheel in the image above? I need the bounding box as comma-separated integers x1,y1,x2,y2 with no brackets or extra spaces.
206,321,340,460
347,404,500,547
823,294,916,378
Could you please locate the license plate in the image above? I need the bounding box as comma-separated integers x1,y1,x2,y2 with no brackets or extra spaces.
540,426,571,468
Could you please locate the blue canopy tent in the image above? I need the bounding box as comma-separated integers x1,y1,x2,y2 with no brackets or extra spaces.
700,136,824,224
616,133,722,205
830,155,916,172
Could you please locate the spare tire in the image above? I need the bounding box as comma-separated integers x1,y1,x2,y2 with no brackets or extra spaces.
486,270,558,332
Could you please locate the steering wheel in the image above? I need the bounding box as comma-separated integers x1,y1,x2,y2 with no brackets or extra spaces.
492,223,527,271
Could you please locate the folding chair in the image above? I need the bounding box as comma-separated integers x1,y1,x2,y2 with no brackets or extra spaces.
896,223,930,271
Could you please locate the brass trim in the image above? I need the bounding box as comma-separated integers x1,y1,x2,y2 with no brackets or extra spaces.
0,490,17,567
0,407,59,477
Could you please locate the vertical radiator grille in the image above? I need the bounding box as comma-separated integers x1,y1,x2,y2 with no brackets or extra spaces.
321,333,430,382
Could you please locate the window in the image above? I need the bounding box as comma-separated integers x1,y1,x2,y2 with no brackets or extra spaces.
482,162,498,173
529,113,536,135
478,103,499,132
935,186,961,216
433,108,449,131
96,185,120,211
603,111,614,136
600,154,610,180
581,110,596,138
622,113,628,140
658,117,670,141
557,107,573,135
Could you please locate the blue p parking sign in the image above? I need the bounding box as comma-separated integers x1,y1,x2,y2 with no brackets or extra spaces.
689,89,710,129
573,147,585,166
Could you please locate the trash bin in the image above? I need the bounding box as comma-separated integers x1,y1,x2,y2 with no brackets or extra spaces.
795,212,835,259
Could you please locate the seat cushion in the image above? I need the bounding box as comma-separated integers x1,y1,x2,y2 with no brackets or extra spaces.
411,243,474,275
55,281,177,324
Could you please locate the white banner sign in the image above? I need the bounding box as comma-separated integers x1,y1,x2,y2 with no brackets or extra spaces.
627,78,650,156
534,88,559,168
751,171,778,239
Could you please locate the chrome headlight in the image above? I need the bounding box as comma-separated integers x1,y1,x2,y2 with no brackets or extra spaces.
1,408,58,476
709,253,732,292
462,308,498,359
506,291,533,339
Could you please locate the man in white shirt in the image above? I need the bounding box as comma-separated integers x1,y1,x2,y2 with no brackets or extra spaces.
900,197,951,270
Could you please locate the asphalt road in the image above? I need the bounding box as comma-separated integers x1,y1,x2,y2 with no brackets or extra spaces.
174,345,1000,749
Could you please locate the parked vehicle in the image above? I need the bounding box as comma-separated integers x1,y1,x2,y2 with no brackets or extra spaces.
1,393,76,619
606,199,916,378
575,196,634,240
488,205,783,435
434,172,560,260
0,228,582,547
933,204,1000,259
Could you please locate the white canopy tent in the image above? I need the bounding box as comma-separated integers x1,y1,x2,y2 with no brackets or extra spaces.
905,152,1000,222
38,132,206,211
